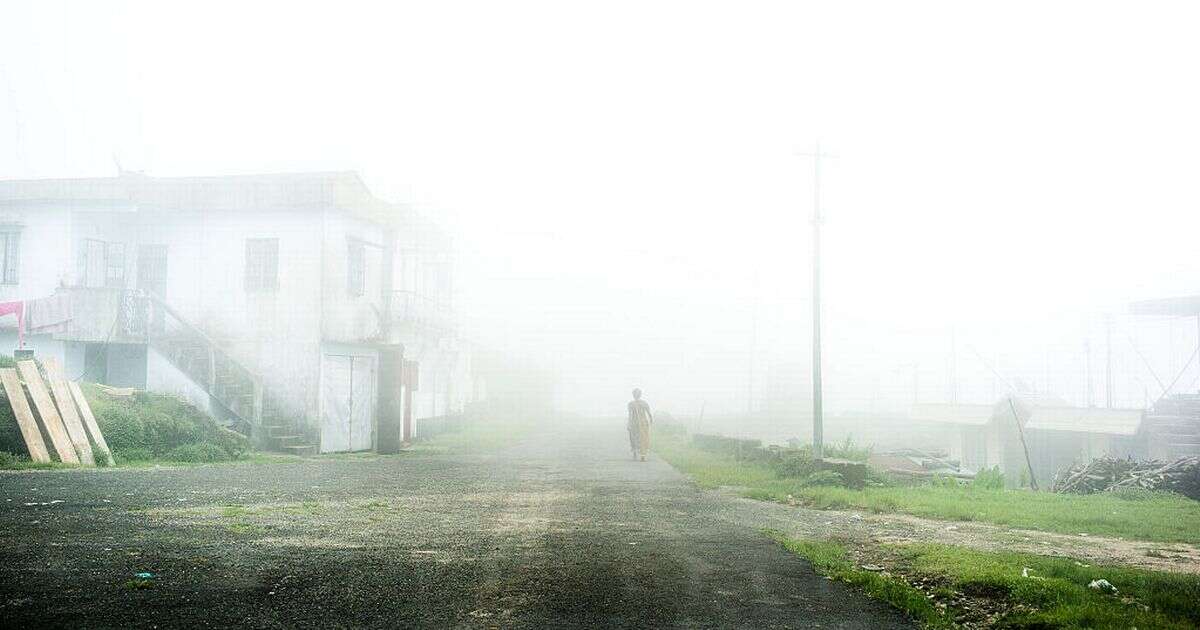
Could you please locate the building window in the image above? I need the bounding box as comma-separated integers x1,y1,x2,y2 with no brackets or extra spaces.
79,238,126,288
347,240,365,297
245,238,279,293
0,230,20,285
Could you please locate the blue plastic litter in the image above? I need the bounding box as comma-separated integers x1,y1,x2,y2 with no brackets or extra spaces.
135,572,154,579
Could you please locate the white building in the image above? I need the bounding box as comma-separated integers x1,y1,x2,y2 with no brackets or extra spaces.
0,171,473,454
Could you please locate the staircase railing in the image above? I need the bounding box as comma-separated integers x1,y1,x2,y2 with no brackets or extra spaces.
140,292,264,435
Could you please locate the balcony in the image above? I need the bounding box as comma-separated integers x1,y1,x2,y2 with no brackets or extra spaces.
390,290,454,338
35,287,149,344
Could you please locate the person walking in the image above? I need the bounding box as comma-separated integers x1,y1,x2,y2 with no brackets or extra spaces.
627,388,653,461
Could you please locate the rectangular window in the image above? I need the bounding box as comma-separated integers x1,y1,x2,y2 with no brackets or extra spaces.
0,230,20,285
79,238,128,288
347,240,365,297
245,238,279,293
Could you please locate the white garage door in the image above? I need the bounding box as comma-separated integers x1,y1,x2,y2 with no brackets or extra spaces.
320,354,375,453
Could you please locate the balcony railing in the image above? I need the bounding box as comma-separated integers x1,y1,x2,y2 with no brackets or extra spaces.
391,290,453,334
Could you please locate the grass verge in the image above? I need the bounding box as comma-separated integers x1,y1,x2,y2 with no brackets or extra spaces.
767,532,952,628
655,428,1200,544
769,531,1200,629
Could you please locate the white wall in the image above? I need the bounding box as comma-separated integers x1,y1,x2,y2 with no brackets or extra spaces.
0,203,84,304
320,210,387,343
0,196,466,443
146,346,216,418
127,208,326,422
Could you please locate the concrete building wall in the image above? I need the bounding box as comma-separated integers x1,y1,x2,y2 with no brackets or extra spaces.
319,210,388,343
0,204,78,304
125,208,326,425
0,177,470,452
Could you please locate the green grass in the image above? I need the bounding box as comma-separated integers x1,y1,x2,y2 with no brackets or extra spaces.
1,374,254,467
897,544,1200,628
0,451,79,470
770,533,1200,629
767,533,953,628
656,428,1200,544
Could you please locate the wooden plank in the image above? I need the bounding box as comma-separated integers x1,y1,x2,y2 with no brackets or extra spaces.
40,358,95,466
0,368,51,463
68,381,114,466
16,360,79,464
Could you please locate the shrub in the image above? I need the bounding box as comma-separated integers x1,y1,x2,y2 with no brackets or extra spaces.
0,450,23,467
0,415,26,455
972,466,1005,490
773,451,818,478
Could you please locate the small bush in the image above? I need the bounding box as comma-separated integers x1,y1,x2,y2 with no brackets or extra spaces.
972,466,1005,490
0,450,23,467
773,451,818,478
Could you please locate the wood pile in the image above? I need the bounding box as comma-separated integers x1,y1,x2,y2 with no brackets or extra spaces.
0,358,112,466
1052,455,1200,500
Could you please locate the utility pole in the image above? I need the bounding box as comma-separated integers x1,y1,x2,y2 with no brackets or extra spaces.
797,143,836,460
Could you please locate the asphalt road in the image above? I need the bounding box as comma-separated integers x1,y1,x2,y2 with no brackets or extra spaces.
0,419,912,629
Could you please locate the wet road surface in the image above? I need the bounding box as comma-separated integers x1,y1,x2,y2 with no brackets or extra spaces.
0,419,911,628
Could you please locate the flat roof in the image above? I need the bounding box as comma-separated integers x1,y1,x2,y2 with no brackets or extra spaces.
1025,407,1145,436
910,403,995,426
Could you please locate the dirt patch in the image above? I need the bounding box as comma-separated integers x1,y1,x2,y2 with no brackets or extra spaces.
714,489,1200,574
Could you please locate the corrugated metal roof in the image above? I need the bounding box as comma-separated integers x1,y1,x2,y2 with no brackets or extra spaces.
1024,407,1144,436
910,403,995,426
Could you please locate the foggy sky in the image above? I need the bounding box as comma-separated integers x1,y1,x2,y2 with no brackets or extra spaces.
3,1,1199,416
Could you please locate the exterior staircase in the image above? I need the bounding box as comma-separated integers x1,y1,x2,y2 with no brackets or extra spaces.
142,293,318,456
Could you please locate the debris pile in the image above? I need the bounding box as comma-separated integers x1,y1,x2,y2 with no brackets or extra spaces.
868,448,971,479
1052,455,1200,500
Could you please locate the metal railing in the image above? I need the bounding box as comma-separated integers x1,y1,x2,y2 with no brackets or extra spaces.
140,292,264,433
390,290,453,333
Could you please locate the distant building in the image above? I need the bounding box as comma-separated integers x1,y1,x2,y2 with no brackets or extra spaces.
0,171,474,454
912,397,1144,488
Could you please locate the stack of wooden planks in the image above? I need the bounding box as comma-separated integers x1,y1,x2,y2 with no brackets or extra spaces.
0,357,113,466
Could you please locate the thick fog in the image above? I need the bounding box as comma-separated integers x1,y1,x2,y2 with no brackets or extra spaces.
4,1,1199,426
